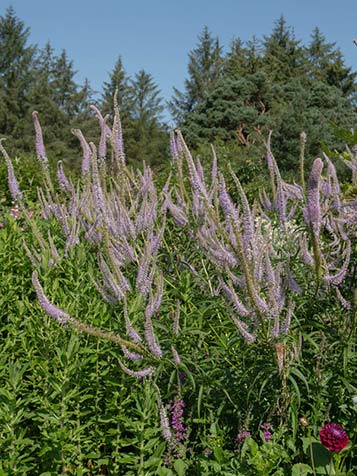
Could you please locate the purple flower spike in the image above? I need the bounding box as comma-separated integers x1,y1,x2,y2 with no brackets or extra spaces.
32,111,47,163
0,141,23,201
170,399,188,443
118,359,154,379
169,130,179,161
263,431,272,442
56,161,73,193
72,129,90,176
32,271,71,325
306,158,323,237
7,158,22,201
236,430,251,442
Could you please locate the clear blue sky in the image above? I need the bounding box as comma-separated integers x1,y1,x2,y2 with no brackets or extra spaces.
4,0,357,122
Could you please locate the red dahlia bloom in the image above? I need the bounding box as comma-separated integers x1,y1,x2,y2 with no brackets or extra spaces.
319,423,349,453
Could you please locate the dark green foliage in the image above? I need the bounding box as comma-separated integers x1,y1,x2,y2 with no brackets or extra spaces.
125,69,168,166
181,72,273,146
307,27,357,98
270,78,356,170
262,16,307,82
180,72,356,171
101,55,131,118
0,8,94,161
0,176,356,474
0,6,36,151
173,16,357,174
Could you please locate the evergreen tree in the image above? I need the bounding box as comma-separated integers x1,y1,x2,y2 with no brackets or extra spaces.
129,70,164,123
181,72,273,146
270,78,357,169
224,37,249,76
127,70,167,165
308,27,356,97
245,36,264,74
51,49,81,117
263,16,306,81
25,43,93,159
101,56,131,117
0,6,36,148
169,26,223,123
24,41,63,152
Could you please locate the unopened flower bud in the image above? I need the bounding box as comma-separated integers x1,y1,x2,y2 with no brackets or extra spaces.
299,417,308,427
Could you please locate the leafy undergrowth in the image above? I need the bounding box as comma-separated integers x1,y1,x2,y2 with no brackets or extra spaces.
0,109,356,475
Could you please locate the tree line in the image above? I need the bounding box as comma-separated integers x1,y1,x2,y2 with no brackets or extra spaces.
170,20,357,171
1,7,356,171
0,6,167,166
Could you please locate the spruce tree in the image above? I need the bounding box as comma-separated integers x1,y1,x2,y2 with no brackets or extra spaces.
25,43,93,159
308,27,356,97
0,6,36,149
224,37,249,76
52,50,81,117
127,69,167,165
169,26,223,124
101,56,131,116
181,72,273,146
263,16,306,81
245,36,264,74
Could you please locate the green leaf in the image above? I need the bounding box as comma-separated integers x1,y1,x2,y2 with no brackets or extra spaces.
292,463,313,476
157,467,173,476
213,447,225,464
173,459,187,476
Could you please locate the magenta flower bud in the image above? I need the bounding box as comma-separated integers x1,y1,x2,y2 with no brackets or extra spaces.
320,423,349,453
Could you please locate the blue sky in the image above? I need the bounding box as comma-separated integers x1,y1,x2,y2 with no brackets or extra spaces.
4,0,357,121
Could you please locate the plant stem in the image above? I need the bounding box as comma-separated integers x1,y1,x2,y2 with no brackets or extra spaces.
329,455,334,476
308,428,317,476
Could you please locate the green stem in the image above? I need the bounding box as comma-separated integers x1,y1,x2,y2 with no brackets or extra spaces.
299,132,306,195
308,428,317,476
329,455,334,476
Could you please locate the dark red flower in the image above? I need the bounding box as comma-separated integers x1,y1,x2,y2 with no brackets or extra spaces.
319,423,349,453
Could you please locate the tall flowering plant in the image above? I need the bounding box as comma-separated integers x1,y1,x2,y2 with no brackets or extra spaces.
0,96,185,383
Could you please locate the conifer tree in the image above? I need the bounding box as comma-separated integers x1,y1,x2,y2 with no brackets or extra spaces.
245,36,264,74
224,37,249,76
308,27,356,97
263,16,306,81
52,50,81,117
169,26,223,123
101,56,131,117
25,43,93,159
0,6,36,147
127,69,167,165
